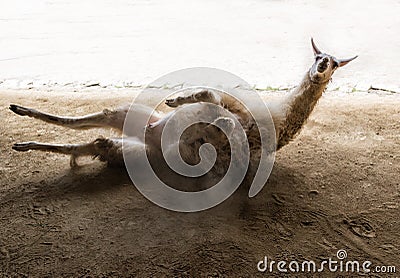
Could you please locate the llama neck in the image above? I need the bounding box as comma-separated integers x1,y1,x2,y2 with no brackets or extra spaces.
277,72,328,149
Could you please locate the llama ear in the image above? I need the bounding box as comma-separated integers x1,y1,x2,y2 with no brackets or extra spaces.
338,55,358,67
311,38,322,56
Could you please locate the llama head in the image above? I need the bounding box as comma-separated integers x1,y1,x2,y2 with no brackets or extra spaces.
309,38,357,84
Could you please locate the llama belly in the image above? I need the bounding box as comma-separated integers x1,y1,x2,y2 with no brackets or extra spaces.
123,104,162,137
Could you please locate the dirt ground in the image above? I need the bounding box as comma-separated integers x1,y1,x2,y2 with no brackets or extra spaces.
0,89,399,277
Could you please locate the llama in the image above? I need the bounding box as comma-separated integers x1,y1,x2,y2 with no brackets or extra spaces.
10,39,356,173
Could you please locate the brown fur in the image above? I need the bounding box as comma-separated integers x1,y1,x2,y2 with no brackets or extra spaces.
276,74,329,149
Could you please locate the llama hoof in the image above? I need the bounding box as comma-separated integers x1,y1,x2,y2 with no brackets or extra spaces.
165,98,179,107
9,104,33,117
12,142,36,152
69,155,81,168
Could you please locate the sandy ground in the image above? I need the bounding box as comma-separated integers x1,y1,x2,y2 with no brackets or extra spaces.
0,89,399,277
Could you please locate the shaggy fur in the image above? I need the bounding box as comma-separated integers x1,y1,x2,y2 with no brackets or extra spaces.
275,74,329,149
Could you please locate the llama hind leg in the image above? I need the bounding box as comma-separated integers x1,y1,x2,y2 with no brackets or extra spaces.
12,138,130,167
9,104,129,132
165,90,222,108
12,141,98,167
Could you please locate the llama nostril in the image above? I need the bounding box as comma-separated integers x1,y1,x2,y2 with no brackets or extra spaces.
317,57,329,73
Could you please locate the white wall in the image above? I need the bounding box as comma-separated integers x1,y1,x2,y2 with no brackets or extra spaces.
0,0,399,91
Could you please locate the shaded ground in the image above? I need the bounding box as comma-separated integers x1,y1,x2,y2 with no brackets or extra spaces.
0,89,399,277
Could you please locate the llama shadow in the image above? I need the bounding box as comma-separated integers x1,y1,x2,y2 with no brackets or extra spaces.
17,163,132,203
213,160,306,220
4,159,313,273
10,159,305,224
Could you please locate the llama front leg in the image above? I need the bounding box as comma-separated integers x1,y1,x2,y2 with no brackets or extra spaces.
165,90,222,108
165,90,252,123
12,137,130,167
